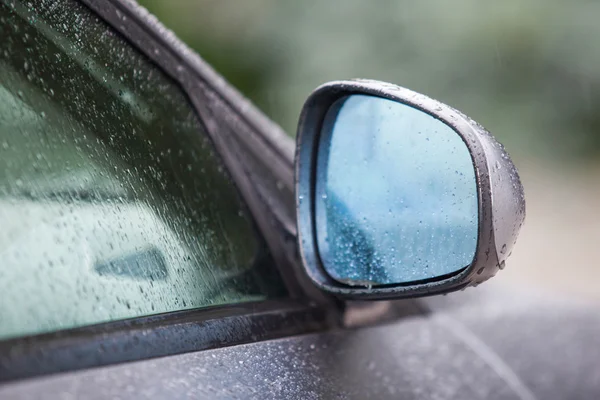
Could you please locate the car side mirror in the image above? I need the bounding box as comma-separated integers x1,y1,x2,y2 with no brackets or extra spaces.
295,80,525,299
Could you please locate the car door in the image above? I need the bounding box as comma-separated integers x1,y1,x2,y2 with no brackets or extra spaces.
1,1,600,399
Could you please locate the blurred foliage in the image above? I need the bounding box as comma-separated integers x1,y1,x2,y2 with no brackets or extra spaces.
139,0,600,163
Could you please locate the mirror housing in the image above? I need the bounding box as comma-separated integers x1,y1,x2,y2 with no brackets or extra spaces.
295,80,526,299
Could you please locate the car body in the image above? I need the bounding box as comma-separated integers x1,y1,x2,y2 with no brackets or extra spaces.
0,0,598,398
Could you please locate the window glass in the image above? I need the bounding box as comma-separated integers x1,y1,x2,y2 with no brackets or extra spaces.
0,0,285,340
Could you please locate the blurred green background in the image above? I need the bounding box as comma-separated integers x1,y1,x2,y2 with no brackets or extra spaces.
139,0,600,300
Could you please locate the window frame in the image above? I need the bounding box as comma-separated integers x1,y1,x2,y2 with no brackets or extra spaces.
0,0,338,382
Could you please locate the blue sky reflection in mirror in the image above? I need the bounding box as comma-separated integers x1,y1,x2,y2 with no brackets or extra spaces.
315,95,478,286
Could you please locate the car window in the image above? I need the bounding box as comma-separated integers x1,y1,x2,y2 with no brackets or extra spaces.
0,0,285,340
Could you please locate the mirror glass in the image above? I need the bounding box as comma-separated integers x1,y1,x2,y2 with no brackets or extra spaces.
315,95,478,286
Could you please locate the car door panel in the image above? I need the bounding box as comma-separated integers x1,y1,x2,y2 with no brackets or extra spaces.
3,284,598,399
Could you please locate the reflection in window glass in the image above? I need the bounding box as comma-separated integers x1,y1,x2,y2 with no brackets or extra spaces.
0,0,284,340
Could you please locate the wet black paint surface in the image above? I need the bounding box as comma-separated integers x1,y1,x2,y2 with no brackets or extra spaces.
3,284,599,399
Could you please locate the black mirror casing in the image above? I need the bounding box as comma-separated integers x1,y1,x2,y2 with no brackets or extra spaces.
295,79,526,299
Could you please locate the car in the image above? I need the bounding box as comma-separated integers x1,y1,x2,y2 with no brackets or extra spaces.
0,0,598,398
